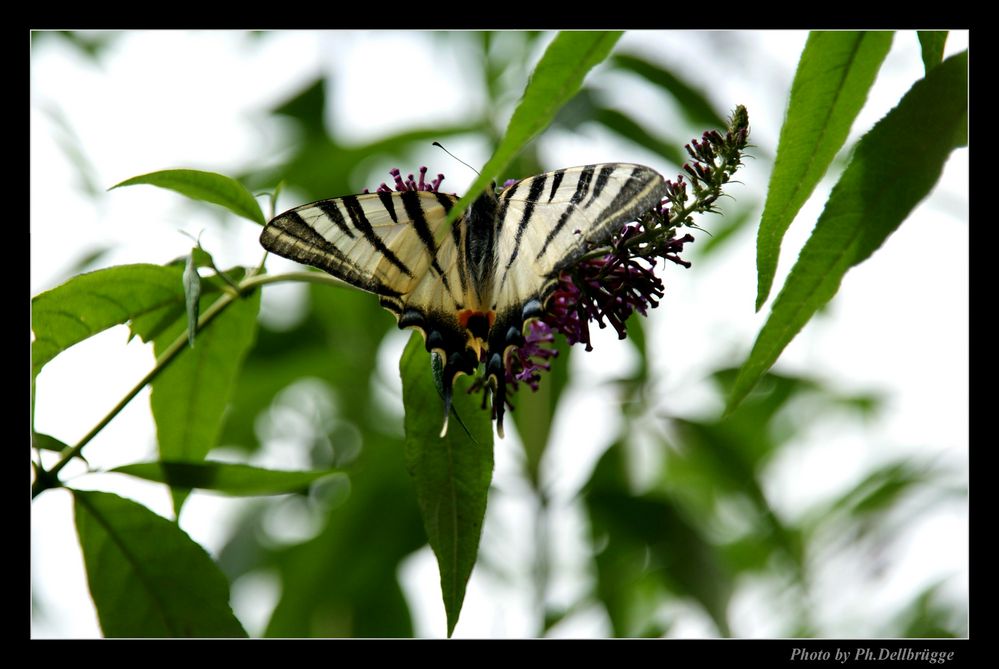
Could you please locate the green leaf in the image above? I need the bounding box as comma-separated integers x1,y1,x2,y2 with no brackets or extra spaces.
32,431,72,453
183,252,201,347
149,280,260,512
918,31,948,74
755,31,894,311
110,169,266,226
112,460,346,496
190,245,216,270
48,31,118,60
729,51,968,412
893,582,964,638
400,333,494,637
73,489,246,637
31,264,185,380
450,31,623,225
610,53,728,130
813,460,935,527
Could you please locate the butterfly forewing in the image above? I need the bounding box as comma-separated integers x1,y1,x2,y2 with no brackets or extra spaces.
261,191,462,306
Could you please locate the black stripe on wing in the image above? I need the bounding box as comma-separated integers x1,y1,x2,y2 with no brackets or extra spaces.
376,190,400,224
342,195,414,278
497,173,548,295
587,165,664,240
400,190,451,294
437,192,469,297
584,164,616,208
533,164,596,262
260,211,403,297
547,169,565,203
316,200,355,238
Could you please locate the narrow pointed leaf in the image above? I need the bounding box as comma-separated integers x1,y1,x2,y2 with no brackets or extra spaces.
729,51,967,412
592,106,685,166
450,31,623,226
190,245,216,269
400,333,493,637
111,169,266,226
73,489,246,637
112,460,346,496
918,31,948,74
756,31,894,311
610,53,727,129
31,264,184,380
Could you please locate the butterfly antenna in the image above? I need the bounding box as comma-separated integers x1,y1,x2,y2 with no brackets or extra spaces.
433,142,480,177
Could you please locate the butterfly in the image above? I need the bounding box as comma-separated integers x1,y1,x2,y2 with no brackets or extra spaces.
260,163,667,437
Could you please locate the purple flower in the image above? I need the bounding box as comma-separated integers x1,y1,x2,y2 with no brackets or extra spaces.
539,222,692,353
505,320,558,393
363,166,445,194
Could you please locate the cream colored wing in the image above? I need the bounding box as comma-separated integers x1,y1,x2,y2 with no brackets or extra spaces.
491,163,667,316
261,189,470,317
260,189,479,420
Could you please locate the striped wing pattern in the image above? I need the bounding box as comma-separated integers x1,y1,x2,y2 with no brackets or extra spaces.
491,164,666,323
260,163,667,436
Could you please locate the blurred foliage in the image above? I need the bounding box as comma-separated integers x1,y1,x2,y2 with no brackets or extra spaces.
33,31,965,639
579,344,964,638
32,30,121,61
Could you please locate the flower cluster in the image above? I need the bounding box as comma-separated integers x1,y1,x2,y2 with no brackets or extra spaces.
541,224,693,352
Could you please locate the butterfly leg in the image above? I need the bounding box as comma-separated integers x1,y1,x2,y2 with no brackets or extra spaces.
485,298,544,438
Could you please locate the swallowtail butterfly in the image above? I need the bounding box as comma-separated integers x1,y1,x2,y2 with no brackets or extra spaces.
260,163,667,437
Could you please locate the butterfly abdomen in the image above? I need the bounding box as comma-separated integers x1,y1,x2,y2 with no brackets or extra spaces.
463,187,500,308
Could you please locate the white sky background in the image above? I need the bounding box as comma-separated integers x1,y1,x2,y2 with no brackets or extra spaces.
30,31,968,638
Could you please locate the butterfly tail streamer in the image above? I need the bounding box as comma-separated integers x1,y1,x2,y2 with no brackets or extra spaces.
439,387,452,438
486,352,508,439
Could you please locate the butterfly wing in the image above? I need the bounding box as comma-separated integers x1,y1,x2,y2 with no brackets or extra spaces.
482,164,668,432
492,163,667,313
260,190,480,377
